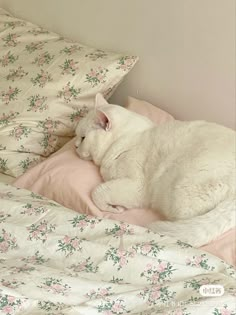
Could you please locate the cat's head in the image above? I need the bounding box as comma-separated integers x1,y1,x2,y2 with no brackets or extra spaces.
75,93,153,164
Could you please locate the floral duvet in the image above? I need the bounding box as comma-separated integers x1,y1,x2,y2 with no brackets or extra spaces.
0,183,235,315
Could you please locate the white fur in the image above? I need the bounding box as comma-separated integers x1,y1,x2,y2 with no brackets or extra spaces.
75,93,236,246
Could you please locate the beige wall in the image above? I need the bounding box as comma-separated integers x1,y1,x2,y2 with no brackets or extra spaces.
0,0,235,128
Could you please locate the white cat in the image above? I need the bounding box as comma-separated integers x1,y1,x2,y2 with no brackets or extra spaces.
75,93,236,246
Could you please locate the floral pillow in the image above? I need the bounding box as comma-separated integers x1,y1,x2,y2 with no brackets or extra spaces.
0,8,138,177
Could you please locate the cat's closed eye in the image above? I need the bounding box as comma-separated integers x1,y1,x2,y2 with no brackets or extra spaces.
81,136,85,142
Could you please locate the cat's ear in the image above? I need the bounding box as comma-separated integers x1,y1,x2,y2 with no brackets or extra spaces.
95,93,108,107
95,109,111,131
94,94,111,130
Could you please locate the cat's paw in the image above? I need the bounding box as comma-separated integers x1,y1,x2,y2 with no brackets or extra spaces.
91,186,125,213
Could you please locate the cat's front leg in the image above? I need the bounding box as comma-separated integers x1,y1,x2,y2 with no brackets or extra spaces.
92,178,144,213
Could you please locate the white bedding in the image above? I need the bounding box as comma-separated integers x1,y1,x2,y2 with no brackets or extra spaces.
0,182,235,314
0,173,14,184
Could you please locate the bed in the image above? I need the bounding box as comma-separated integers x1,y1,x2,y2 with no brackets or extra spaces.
0,4,235,315
0,173,13,184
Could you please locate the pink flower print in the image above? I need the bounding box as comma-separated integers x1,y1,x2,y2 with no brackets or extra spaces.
8,87,14,95
15,128,23,138
78,262,86,271
89,69,96,77
119,256,127,267
185,254,214,270
31,230,40,239
99,288,109,297
40,133,57,155
64,85,70,92
77,220,88,228
64,90,72,99
117,249,126,258
38,55,46,66
3,94,10,104
141,260,175,283
220,309,232,315
0,241,9,252
57,82,81,103
157,261,167,272
117,249,128,266
39,77,46,86
58,235,82,256
117,56,136,71
105,247,134,270
39,278,70,296
27,220,55,243
200,278,210,285
142,244,152,254
151,274,159,283
194,256,202,267
69,60,75,68
85,67,108,87
2,87,21,105
31,70,52,87
71,239,79,248
28,256,37,263
27,95,47,112
33,52,54,66
145,263,152,271
38,224,47,232
112,302,123,313
25,206,34,215
185,258,191,265
105,223,134,238
119,223,134,235
60,59,78,75
150,289,161,301
63,87,72,98
63,235,71,245
44,120,54,131
3,306,13,313
97,74,104,81
118,223,126,233
47,134,56,145
126,59,133,67
51,283,64,294
129,248,136,258
7,296,15,303
2,55,9,66
2,231,10,241
174,309,184,315
35,99,43,108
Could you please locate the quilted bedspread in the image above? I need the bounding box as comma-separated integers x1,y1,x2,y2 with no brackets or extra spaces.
0,183,235,315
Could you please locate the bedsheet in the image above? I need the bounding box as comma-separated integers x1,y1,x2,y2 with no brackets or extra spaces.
0,173,14,184
0,183,235,315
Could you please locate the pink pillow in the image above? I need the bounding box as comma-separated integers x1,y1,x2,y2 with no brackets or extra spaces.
13,138,163,226
13,98,235,266
125,96,174,124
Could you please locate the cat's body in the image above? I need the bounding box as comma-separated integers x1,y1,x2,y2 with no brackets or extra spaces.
75,94,236,246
